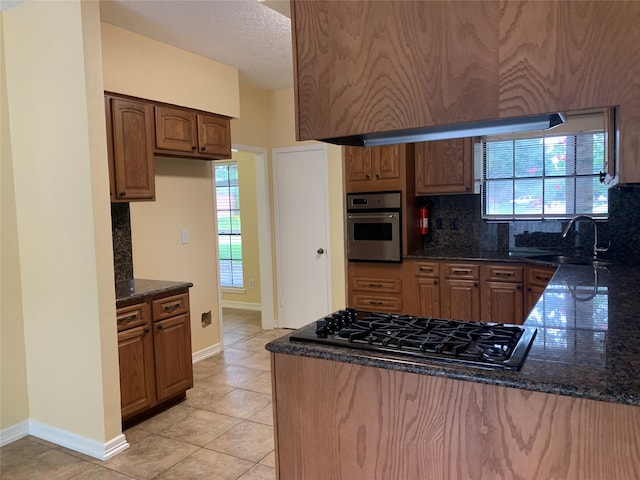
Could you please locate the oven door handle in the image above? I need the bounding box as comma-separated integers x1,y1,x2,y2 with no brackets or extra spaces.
347,213,399,219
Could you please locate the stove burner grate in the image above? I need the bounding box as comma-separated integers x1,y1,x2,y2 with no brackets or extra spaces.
294,309,537,371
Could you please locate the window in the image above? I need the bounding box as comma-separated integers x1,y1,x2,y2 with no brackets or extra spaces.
482,115,609,220
215,162,243,288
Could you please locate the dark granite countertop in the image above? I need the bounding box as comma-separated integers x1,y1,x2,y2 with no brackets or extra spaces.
266,262,640,407
115,278,193,307
406,246,620,268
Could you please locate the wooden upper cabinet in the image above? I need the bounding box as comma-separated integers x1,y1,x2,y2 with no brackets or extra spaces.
415,138,473,195
345,145,402,192
198,113,232,157
107,96,155,202
291,0,499,141
155,107,232,160
155,106,198,153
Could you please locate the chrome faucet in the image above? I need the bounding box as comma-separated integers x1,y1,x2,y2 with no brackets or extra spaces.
561,215,610,261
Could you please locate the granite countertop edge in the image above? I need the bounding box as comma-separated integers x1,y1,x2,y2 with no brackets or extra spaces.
115,278,194,306
266,259,640,408
266,330,639,407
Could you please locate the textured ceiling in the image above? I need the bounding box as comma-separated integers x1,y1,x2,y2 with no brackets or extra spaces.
99,0,293,91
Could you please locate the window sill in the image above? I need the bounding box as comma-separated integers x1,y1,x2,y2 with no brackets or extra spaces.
222,287,246,295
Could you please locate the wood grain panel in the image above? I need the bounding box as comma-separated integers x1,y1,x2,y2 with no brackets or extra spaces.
272,354,640,480
292,0,499,140
291,0,332,140
499,1,640,115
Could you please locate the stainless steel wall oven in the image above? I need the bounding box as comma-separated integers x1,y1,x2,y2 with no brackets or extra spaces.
346,191,402,263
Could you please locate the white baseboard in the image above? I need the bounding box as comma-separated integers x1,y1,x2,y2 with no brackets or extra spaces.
0,420,29,447
221,301,261,311
29,420,129,461
192,343,222,363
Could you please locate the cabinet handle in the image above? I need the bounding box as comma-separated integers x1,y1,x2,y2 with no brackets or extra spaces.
495,272,513,277
192,145,197,151
157,324,163,330
200,146,206,152
369,301,384,305
375,173,380,178
118,313,139,325
419,267,433,273
368,283,383,288
516,285,522,290
365,174,370,179
434,280,439,285
473,282,479,287
144,327,150,333
162,302,181,313
452,268,471,275
119,191,126,197
527,287,532,292
535,275,549,282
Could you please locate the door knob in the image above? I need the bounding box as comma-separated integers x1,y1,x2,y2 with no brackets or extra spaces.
317,248,325,255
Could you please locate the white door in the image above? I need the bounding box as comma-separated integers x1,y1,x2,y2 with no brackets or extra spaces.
273,145,331,329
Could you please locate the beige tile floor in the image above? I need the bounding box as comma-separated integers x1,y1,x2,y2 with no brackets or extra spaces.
0,308,290,480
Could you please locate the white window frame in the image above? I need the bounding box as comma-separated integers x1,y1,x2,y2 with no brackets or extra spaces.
214,161,244,289
481,113,609,221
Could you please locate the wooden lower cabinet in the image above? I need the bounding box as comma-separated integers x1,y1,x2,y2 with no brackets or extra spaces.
117,303,155,419
117,289,193,422
440,278,481,321
153,313,193,402
414,261,440,317
440,262,481,321
271,353,640,480
350,260,553,324
480,264,524,325
525,265,557,314
347,262,405,314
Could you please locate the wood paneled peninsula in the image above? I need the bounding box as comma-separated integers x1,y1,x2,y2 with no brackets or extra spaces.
267,263,640,479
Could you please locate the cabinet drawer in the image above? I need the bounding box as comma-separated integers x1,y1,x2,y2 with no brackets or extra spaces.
414,262,440,277
482,264,523,282
352,294,402,313
443,263,479,280
117,303,148,332
527,266,556,287
152,293,190,321
352,277,402,294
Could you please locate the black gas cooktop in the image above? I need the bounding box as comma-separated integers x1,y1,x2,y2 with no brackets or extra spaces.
289,309,537,371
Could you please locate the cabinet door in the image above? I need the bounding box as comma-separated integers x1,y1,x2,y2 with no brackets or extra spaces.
118,323,156,420
154,106,197,153
109,97,155,201
417,277,441,317
441,278,480,321
372,145,401,180
153,313,193,402
481,281,524,325
415,138,473,194
526,284,546,315
345,147,372,182
197,113,231,158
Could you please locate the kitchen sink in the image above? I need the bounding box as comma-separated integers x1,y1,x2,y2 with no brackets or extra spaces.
528,254,611,266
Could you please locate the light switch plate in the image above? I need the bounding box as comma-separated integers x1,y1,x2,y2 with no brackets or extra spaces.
181,229,189,244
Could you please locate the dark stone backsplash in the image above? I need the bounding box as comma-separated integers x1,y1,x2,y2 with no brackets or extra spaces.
111,203,133,281
418,185,640,263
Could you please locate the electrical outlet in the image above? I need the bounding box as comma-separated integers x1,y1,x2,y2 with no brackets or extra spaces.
450,218,459,230
249,279,255,288
436,218,443,230
201,310,212,327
